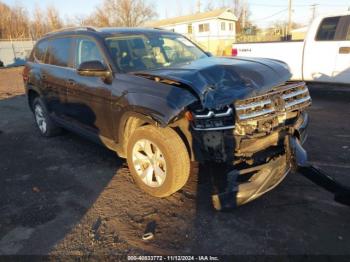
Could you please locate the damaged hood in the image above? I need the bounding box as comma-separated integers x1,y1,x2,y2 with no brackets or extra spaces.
135,56,292,109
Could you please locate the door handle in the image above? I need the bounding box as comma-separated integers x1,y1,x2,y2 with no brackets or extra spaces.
41,74,47,80
67,79,76,86
339,47,350,54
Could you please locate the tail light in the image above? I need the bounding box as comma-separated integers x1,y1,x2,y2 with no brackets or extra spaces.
232,48,238,57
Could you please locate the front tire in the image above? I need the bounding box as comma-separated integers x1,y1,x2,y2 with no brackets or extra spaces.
127,125,190,198
32,97,61,137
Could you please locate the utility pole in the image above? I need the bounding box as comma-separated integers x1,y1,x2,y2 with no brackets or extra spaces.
197,0,201,13
288,0,292,38
310,4,319,22
242,2,246,29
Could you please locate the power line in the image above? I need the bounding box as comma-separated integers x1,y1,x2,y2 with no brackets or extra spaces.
248,2,349,8
249,3,308,7
251,8,288,22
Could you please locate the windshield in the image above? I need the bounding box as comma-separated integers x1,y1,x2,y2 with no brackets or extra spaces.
105,34,208,73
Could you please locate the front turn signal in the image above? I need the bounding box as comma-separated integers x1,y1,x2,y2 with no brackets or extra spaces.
184,111,194,121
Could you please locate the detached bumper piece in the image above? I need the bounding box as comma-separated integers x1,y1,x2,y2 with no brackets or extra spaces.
298,165,350,206
212,136,350,211
290,137,350,207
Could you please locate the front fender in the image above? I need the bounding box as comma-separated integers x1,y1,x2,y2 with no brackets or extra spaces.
125,92,197,126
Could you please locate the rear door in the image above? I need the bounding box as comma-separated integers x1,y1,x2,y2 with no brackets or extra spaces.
303,16,342,82
44,37,75,117
333,15,350,84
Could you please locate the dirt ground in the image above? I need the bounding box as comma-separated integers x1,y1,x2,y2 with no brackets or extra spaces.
0,67,349,256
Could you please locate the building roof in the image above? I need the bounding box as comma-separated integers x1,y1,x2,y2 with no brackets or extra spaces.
146,8,237,27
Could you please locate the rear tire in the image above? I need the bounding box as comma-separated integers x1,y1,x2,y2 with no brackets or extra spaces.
32,97,61,137
127,125,190,198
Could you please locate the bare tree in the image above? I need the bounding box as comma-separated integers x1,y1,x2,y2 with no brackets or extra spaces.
31,5,47,39
0,0,157,40
0,2,30,39
0,1,65,39
88,0,157,27
46,5,63,31
204,0,216,12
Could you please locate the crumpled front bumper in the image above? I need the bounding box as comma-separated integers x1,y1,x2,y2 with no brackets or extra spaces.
212,143,291,210
212,112,309,210
236,154,290,206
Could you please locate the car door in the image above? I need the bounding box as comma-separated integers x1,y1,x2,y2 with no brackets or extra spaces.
333,15,350,84
66,36,114,139
303,16,342,82
43,37,75,117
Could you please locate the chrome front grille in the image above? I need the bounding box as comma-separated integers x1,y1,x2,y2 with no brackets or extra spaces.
191,82,311,131
235,82,311,121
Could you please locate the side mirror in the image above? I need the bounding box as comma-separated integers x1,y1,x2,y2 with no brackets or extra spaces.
77,60,112,82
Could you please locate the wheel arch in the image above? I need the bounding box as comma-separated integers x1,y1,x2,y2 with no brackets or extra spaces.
117,111,160,158
27,88,40,111
118,110,197,162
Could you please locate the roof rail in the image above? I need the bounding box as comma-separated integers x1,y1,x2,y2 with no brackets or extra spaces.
44,27,97,36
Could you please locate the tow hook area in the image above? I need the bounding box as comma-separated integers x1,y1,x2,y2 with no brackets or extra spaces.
212,136,350,211
290,137,350,206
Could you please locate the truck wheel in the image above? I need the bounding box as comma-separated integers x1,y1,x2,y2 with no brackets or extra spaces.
32,97,61,137
127,125,190,198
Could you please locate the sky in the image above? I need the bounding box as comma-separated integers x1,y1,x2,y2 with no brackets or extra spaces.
2,0,350,28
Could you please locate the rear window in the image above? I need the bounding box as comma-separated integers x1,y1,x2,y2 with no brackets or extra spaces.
33,40,49,63
316,16,341,41
47,37,74,67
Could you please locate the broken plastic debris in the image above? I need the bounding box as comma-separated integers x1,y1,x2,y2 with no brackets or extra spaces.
142,232,154,241
32,187,40,193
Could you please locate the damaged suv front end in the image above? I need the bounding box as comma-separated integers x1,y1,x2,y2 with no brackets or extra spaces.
190,82,311,207
104,30,312,207
133,52,311,207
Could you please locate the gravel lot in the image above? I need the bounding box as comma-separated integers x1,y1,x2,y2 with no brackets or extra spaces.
0,67,349,256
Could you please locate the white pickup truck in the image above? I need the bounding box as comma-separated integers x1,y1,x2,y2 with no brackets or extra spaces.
232,12,350,84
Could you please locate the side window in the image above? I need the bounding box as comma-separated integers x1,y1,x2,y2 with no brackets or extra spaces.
199,23,210,33
187,24,193,34
75,38,105,68
34,40,49,63
47,37,74,67
221,22,226,31
316,16,341,41
229,23,234,31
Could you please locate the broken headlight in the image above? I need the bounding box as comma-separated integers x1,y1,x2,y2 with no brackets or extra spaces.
190,106,235,131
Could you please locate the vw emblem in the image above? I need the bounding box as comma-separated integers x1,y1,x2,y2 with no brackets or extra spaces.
271,95,286,112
